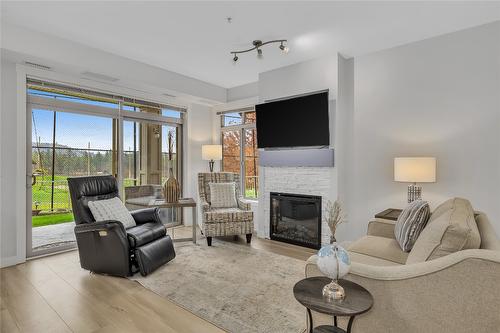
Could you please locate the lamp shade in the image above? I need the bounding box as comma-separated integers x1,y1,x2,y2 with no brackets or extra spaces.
394,157,436,183
202,145,222,161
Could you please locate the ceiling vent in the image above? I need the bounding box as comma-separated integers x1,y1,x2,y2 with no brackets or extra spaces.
81,71,119,82
24,61,52,71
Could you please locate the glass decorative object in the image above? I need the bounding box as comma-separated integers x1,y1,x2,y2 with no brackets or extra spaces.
317,243,351,300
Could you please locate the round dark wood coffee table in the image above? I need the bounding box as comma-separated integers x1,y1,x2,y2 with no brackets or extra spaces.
293,277,373,333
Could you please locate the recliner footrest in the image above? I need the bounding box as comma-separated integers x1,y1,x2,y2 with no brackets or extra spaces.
135,235,175,276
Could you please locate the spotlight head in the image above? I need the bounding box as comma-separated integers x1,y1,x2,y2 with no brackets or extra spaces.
233,54,238,62
257,48,263,58
280,42,289,54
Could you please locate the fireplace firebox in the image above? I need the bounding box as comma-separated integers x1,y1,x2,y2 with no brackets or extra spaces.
270,192,321,249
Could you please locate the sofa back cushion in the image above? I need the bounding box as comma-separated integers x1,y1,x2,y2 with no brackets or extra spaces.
406,198,481,264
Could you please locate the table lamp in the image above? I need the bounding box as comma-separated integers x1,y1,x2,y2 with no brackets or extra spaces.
394,157,436,203
202,145,222,172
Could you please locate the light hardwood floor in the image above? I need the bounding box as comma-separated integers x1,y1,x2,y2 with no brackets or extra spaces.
1,227,315,333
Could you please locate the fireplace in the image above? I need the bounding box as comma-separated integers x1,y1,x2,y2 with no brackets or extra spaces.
270,192,322,249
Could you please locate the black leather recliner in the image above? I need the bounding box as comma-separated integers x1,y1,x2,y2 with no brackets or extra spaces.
68,175,176,277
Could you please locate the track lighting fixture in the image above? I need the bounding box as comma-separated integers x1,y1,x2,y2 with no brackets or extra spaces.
231,39,288,62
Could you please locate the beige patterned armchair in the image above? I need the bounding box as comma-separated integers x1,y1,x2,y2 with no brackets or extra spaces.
198,172,254,246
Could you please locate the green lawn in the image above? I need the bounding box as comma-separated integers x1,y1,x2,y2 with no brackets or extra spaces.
32,175,72,210
32,212,74,228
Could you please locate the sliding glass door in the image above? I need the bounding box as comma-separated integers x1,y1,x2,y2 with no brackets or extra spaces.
27,82,184,257
29,107,116,255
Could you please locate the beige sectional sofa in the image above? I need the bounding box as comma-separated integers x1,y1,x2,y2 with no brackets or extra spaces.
305,198,500,333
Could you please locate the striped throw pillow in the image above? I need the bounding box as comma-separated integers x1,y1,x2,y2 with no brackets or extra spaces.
394,200,431,252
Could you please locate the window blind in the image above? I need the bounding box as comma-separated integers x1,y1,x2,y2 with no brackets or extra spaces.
27,78,187,112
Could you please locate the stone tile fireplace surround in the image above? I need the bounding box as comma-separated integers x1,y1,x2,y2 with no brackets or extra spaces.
257,166,337,246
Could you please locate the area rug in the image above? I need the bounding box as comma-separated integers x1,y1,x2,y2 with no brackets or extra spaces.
130,240,306,333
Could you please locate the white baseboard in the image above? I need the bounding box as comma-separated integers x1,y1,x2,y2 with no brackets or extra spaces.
0,255,24,268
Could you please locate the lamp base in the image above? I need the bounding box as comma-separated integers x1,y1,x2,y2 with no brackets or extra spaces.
322,280,345,300
407,184,422,203
209,160,215,173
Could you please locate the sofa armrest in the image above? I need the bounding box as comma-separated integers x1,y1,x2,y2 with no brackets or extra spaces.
130,207,161,225
237,197,251,211
305,250,500,332
367,218,396,239
200,200,210,213
307,249,500,281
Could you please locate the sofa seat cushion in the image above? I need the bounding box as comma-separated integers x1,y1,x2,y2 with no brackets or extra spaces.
127,222,166,248
204,208,253,223
348,235,409,264
407,198,481,264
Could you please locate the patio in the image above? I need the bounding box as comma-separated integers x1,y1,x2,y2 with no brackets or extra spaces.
32,222,76,250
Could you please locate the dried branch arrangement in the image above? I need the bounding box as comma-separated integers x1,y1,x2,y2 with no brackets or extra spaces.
325,200,346,243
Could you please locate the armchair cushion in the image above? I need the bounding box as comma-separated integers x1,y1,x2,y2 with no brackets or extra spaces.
204,208,253,223
127,222,166,248
348,235,409,264
88,197,136,229
209,182,238,208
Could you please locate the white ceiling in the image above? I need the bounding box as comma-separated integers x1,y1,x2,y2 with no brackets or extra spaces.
2,1,499,88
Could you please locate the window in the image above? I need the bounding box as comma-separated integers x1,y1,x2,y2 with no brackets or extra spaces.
221,109,258,199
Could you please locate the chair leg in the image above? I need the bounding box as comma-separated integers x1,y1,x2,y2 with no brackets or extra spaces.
207,237,212,246
246,234,252,244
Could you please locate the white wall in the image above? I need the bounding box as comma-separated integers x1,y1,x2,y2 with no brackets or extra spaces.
227,82,258,102
334,55,354,241
0,58,21,266
184,103,214,226
258,56,338,102
345,21,500,240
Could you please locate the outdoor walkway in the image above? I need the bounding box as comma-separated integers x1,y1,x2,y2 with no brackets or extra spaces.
32,222,76,250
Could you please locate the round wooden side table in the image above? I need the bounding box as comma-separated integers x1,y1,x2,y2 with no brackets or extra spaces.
293,277,373,333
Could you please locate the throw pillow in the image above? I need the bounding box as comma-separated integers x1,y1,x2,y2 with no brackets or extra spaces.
394,200,431,252
88,197,136,229
209,182,238,208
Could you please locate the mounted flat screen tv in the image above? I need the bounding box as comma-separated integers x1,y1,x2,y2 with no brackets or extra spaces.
256,91,329,149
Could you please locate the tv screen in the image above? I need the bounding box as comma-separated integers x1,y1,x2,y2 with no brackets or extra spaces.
256,92,329,149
